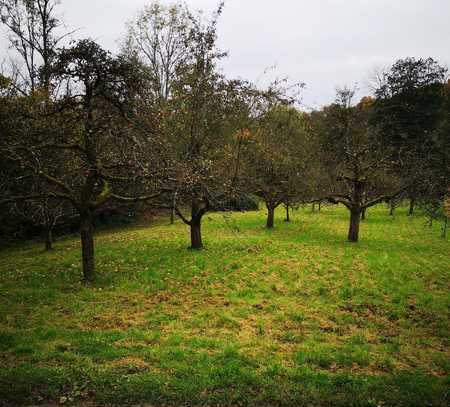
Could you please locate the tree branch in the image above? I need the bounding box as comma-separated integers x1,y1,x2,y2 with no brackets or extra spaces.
110,192,163,203
174,206,192,226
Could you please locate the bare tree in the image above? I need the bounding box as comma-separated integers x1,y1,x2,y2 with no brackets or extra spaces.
0,0,73,93
13,196,74,251
123,0,190,101
123,1,193,224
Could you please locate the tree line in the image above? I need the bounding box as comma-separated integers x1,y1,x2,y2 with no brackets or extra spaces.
0,0,449,283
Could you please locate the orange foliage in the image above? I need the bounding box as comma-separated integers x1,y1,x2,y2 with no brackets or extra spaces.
357,96,374,110
234,128,252,141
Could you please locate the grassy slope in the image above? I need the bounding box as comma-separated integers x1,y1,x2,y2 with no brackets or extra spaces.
0,205,449,406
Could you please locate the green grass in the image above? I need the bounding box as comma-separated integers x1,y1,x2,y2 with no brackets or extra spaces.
0,205,449,406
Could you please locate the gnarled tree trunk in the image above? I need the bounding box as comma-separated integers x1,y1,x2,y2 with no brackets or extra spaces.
80,212,95,283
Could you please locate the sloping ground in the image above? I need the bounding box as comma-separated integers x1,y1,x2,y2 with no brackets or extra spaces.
0,206,449,406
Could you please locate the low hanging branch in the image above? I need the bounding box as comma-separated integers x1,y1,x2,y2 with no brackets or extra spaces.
110,191,168,204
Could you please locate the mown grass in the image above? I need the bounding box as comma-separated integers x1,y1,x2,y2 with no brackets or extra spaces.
0,205,449,406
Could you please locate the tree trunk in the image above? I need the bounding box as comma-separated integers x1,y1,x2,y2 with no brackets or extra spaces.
389,202,395,216
267,207,275,228
348,207,361,242
44,226,53,251
285,204,290,222
361,208,366,221
189,198,204,249
80,213,95,283
442,218,448,239
318,202,322,212
312,202,316,212
190,219,203,249
170,192,177,225
408,198,415,216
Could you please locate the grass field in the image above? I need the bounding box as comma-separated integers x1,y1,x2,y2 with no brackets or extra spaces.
0,205,449,406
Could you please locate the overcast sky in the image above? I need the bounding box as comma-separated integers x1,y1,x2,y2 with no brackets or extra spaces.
2,0,450,109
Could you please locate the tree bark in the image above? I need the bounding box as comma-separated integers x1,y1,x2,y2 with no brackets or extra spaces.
285,204,290,222
442,218,448,239
408,198,415,216
170,191,177,225
190,219,203,249
44,226,53,251
80,212,95,283
348,207,361,242
389,202,395,216
267,206,275,228
189,198,204,249
318,202,322,212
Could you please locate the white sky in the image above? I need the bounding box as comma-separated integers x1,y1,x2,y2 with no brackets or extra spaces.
2,0,450,109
